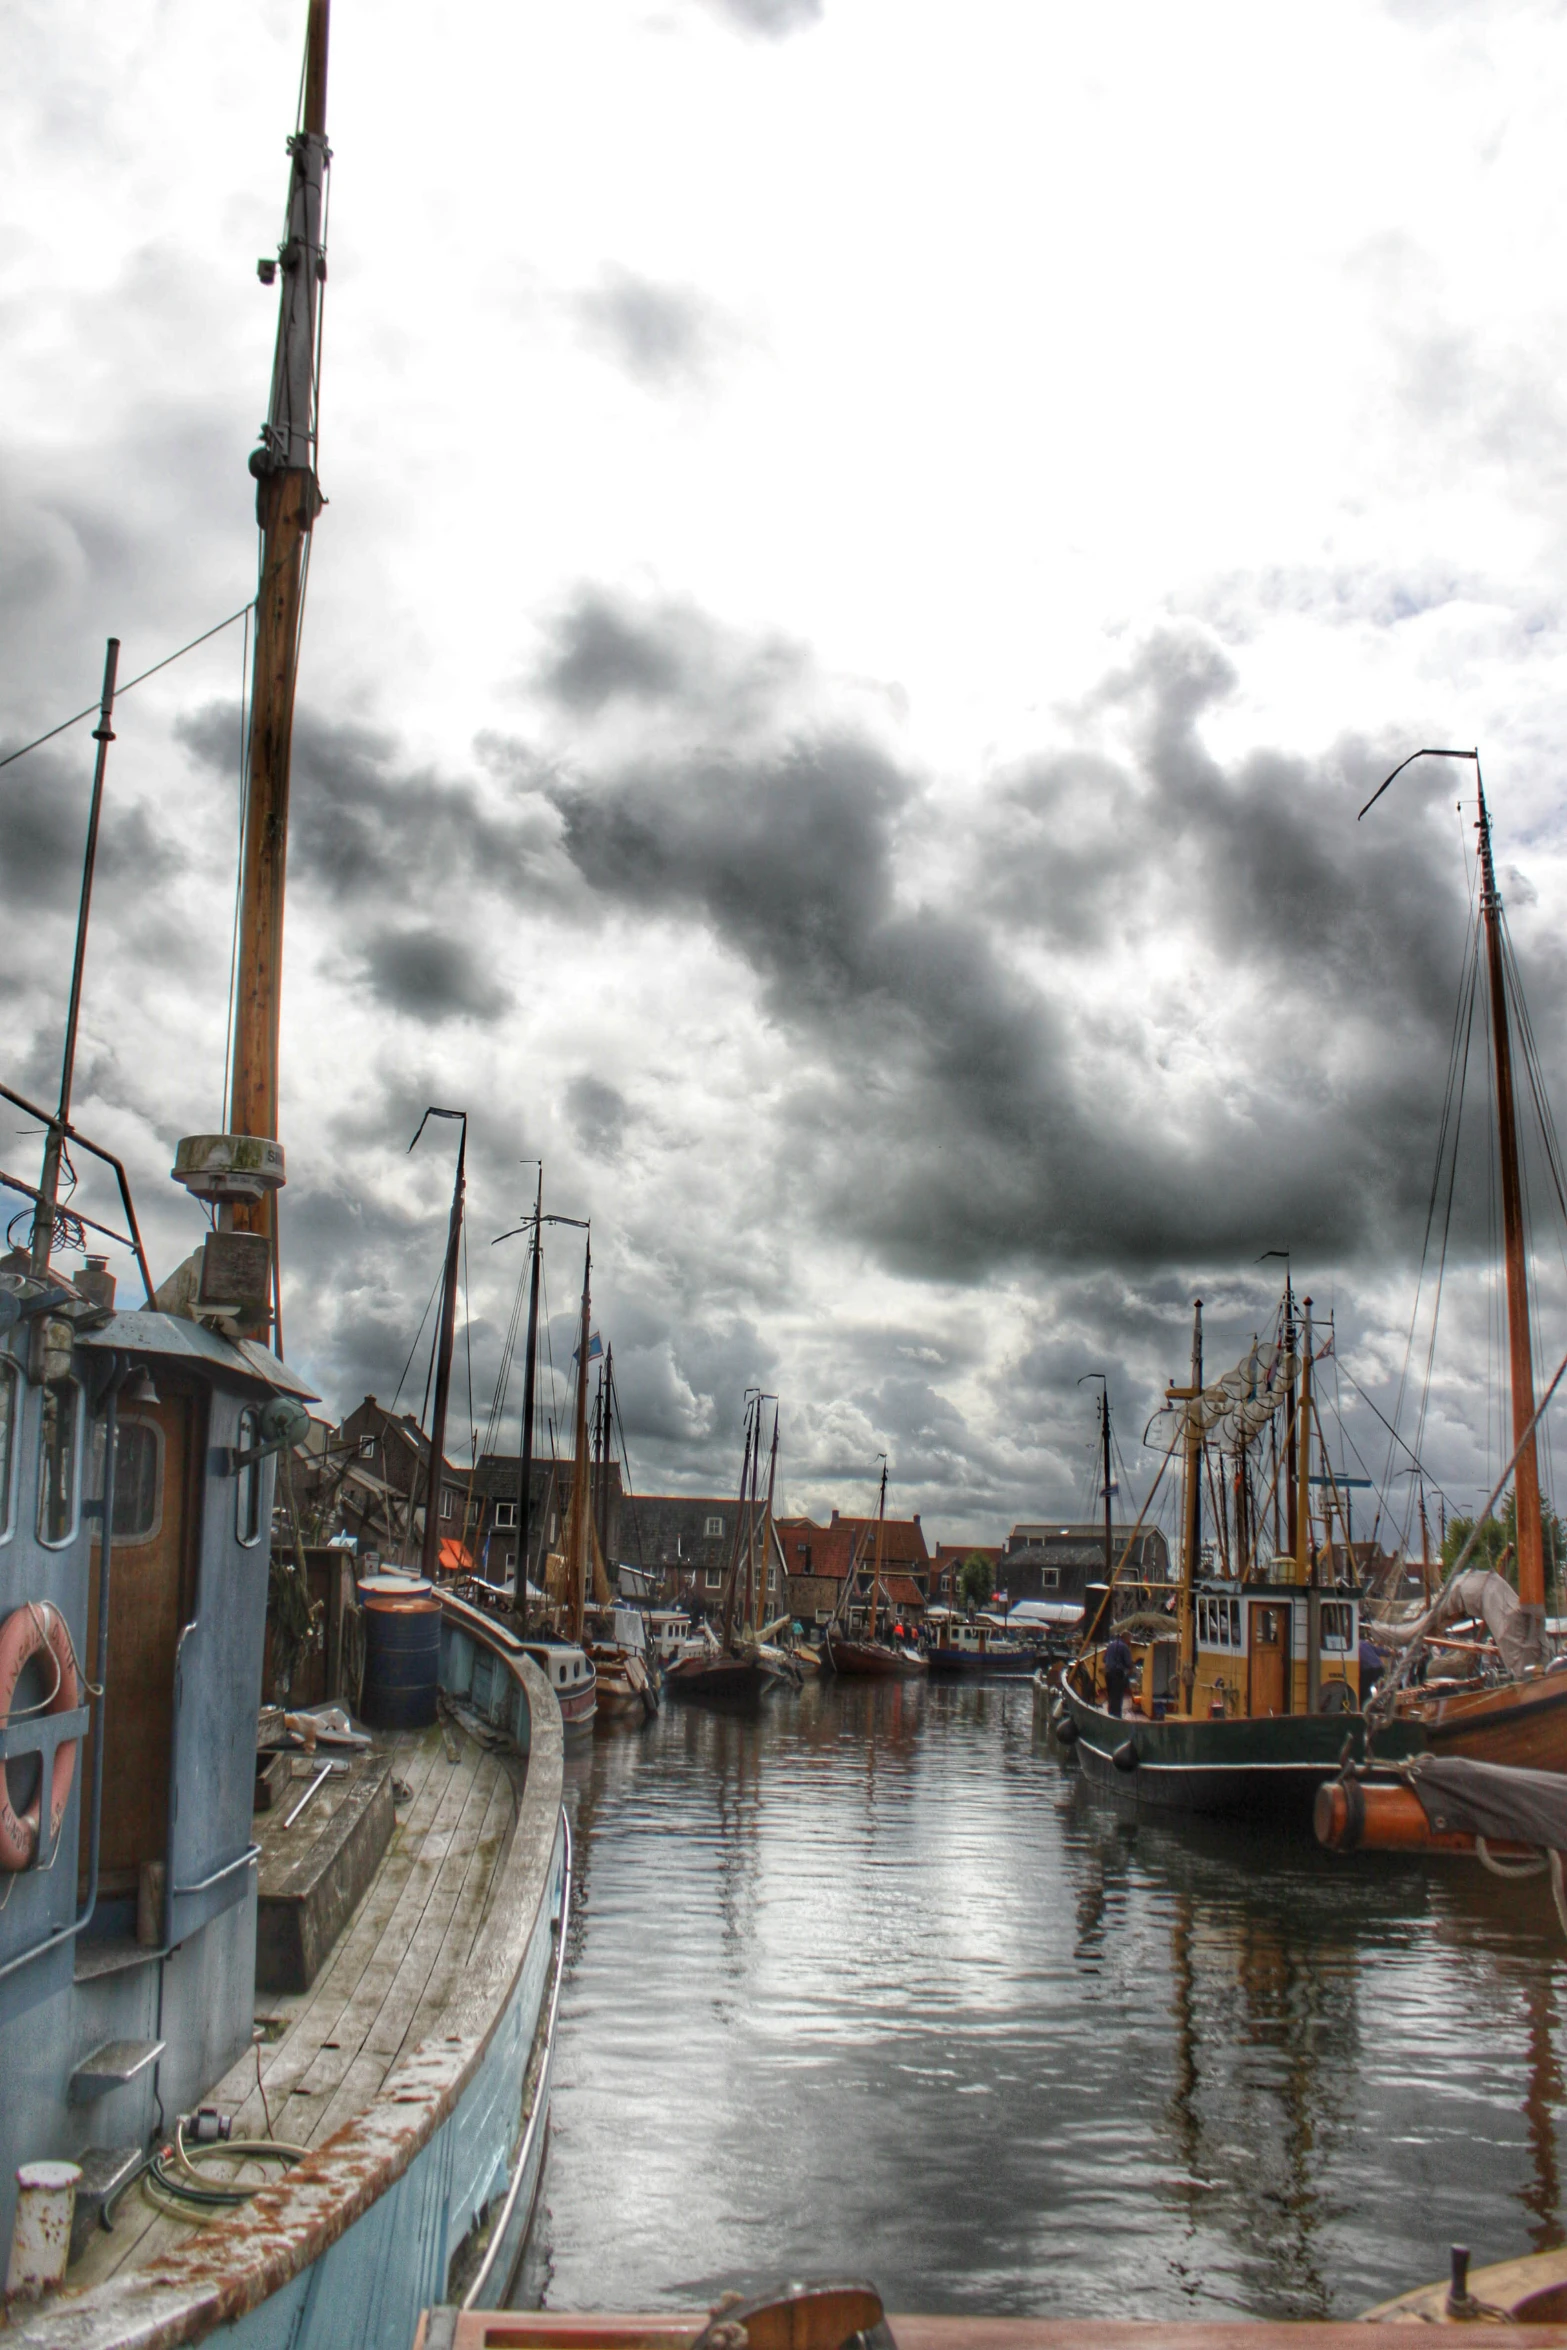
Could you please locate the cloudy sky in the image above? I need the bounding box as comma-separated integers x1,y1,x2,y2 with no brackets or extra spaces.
6,0,1567,1548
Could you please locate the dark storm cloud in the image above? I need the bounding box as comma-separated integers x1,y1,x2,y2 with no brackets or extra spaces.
356,927,511,1024
175,704,560,907
550,615,1545,1283
536,588,804,723
572,268,734,392
0,745,182,911
565,1075,630,1158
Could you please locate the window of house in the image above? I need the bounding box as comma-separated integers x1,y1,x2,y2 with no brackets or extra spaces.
1320,1600,1354,1654
494,1500,517,1529
0,1358,16,1539
359,1434,376,1459
1196,1595,1242,1650
504,1549,517,1571
549,1512,559,1543
37,1378,80,1547
705,1516,723,1538
441,1486,457,1520
705,1567,723,1588
1040,1566,1060,1590
237,1405,263,1545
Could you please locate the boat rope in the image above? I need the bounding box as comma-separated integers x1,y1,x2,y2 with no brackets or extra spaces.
0,602,257,773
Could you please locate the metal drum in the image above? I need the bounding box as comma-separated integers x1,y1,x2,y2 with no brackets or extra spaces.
360,1587,440,1729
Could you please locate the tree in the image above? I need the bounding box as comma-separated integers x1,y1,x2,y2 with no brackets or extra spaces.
1441,1488,1566,1601
957,1554,992,1614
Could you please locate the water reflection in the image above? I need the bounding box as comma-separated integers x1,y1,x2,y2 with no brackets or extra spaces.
518,1679,1566,2318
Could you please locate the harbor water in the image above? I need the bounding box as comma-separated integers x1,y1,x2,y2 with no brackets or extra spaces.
519,1677,1567,2321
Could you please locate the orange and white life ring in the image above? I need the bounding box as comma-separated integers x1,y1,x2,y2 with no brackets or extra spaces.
0,1601,80,1871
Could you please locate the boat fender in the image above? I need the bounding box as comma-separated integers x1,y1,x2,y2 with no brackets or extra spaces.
1053,1710,1078,1745
0,1600,81,1870
1111,1739,1140,1773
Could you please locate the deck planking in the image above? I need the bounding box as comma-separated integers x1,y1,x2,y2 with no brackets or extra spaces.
73,1720,519,2294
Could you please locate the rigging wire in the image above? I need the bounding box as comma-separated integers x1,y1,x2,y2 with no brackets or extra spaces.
0,602,258,774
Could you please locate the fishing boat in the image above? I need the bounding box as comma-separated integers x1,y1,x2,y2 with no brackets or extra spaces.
1360,754,1567,1771
923,1611,1036,1677
1056,1293,1421,1826
822,1463,928,1679
665,1398,799,1706
0,9,569,2336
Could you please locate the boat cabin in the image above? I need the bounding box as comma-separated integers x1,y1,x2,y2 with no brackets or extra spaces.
1098,1570,1361,1720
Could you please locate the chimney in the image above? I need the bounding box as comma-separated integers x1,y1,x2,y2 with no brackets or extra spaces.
830,1508,839,1526
913,1512,920,1526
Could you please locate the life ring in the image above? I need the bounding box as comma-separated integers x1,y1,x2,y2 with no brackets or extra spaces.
0,1602,80,1870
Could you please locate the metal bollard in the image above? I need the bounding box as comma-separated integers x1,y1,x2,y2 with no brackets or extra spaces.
6,2160,82,2302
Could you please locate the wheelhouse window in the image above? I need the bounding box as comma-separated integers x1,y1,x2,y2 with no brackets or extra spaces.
90,1416,162,1542
237,1406,262,1545
1196,1595,1242,1651
1320,1599,1354,1654
0,1357,16,1539
37,1378,80,1546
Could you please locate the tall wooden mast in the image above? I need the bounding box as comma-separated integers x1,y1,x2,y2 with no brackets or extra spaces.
1361,747,1549,1630
228,0,331,1238
870,1459,889,1633
565,1237,593,1644
1477,780,1548,1622
1177,1300,1202,1714
171,1,329,1328
411,1110,466,1585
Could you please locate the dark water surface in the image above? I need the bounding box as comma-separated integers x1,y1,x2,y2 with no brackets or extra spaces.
518,1676,1567,2319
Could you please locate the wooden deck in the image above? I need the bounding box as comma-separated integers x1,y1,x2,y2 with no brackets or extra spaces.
75,1721,521,2292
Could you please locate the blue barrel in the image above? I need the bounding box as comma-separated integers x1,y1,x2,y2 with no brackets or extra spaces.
361,1590,440,1728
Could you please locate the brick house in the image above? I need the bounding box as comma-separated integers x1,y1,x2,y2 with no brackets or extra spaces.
929,1542,1004,1607
334,1396,469,1563
464,1455,622,1589
997,1521,1170,1607
619,1496,786,1619
780,1509,932,1625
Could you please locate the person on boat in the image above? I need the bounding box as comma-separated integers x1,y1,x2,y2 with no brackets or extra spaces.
1104,1629,1134,1717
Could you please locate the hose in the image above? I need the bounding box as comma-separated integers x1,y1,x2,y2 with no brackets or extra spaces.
141,2115,311,2221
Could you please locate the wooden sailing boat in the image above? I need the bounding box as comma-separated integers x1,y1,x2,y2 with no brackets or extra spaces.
1056,1291,1421,1826
665,1394,796,1704
823,1460,929,1678
1363,755,1567,1769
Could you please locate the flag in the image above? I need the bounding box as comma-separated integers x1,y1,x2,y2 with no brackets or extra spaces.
573,1330,604,1365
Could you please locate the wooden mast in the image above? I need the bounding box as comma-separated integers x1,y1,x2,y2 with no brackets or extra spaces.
412,1110,466,1585
227,0,330,1246
760,1404,780,1633
870,1459,888,1638
1177,1300,1202,1714
720,1398,756,1653
564,1237,593,1645
1100,1385,1113,1593
1477,779,1548,1623
513,1166,544,1629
